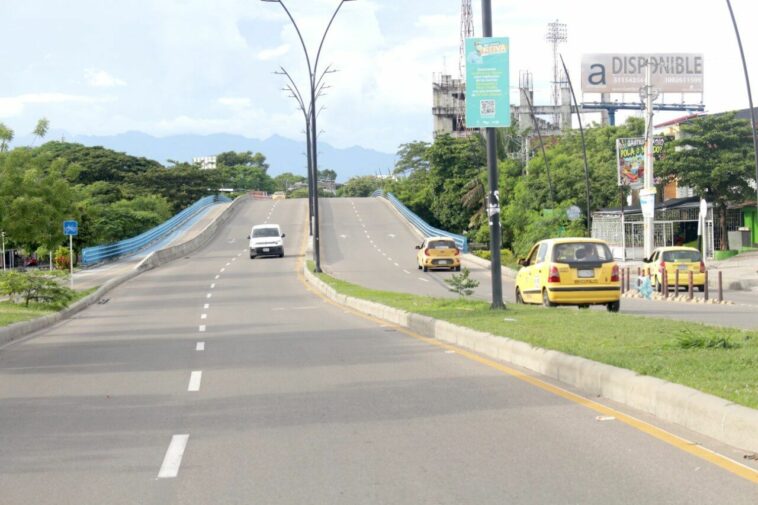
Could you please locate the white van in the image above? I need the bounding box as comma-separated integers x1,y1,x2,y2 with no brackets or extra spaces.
248,224,285,259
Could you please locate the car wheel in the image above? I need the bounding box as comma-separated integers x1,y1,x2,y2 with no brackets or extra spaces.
454,265,461,272
279,252,284,258
578,304,590,309
607,300,621,313
250,253,255,259
542,289,555,308
423,265,428,272
515,288,524,304
697,285,705,292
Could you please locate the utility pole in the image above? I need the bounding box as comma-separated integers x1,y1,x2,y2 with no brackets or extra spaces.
480,0,504,309
640,62,658,259
1,231,6,272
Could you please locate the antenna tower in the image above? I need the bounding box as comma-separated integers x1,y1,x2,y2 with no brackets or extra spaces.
456,0,475,131
546,20,567,129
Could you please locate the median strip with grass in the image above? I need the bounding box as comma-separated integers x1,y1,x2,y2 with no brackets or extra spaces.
310,264,758,410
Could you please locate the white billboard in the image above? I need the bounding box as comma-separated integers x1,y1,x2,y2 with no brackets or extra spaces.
581,54,704,93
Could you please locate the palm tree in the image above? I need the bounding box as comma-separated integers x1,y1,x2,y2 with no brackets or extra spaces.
461,171,488,229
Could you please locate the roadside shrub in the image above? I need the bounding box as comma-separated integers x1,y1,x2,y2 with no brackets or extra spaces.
53,245,75,269
0,270,75,308
444,267,480,297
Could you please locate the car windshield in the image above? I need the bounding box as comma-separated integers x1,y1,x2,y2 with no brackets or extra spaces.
662,250,701,262
428,240,456,249
252,228,279,238
553,242,613,263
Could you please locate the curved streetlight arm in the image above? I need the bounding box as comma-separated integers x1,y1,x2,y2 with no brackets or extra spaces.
522,90,556,204
271,1,314,77
313,1,349,82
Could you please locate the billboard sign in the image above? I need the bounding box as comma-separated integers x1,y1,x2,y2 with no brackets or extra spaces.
616,137,665,188
581,53,703,93
465,37,511,128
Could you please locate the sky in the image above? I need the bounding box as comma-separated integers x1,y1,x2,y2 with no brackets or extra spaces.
1,0,757,154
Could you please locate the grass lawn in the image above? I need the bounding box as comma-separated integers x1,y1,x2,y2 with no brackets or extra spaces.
0,287,99,329
310,263,758,409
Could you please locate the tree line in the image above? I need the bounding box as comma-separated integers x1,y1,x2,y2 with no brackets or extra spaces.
340,112,755,255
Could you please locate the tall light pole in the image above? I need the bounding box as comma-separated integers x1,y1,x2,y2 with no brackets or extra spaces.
480,0,504,309
275,65,333,237
1,231,6,272
725,0,758,240
261,0,355,273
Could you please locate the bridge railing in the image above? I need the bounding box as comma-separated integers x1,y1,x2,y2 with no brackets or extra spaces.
81,195,231,266
372,190,468,253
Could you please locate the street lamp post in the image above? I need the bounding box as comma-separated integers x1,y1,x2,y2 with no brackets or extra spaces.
1,231,6,272
262,0,355,273
276,65,335,237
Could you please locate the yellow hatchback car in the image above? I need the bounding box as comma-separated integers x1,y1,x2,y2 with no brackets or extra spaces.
515,238,621,312
416,237,461,272
642,246,706,292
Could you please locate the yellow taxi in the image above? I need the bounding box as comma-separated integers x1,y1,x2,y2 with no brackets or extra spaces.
515,238,621,311
416,236,461,272
272,191,287,201
643,246,706,292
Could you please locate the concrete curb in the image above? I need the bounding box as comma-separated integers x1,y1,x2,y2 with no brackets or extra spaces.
303,265,758,453
0,195,246,349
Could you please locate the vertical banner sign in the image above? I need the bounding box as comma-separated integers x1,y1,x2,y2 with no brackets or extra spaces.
63,220,78,289
465,37,510,128
616,137,665,188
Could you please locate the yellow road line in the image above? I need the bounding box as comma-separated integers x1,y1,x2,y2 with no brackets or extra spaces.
295,216,758,485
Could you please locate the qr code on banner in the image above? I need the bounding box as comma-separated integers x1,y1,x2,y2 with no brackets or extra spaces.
480,99,495,117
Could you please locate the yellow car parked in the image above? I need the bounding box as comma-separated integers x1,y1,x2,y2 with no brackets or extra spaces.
515,238,621,312
416,237,461,272
642,246,706,292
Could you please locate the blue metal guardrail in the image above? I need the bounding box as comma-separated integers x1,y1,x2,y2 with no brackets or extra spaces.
372,190,468,253
82,195,231,266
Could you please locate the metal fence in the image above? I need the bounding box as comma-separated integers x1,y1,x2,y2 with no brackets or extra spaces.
81,195,231,266
372,190,469,253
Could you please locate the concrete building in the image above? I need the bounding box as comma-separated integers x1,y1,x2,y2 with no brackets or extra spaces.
193,156,217,170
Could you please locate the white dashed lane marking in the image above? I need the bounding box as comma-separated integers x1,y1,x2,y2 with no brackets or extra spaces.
157,435,189,479
206,293,212,299
200,314,207,320
215,275,220,280
187,371,202,392
196,342,205,351
418,277,429,283
203,304,209,309
199,325,206,332
403,269,411,274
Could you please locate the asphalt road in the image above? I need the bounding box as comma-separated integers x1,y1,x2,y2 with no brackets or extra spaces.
320,197,758,330
0,197,756,504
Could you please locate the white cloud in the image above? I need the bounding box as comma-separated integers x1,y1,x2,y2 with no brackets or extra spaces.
84,69,127,88
218,97,252,108
0,93,113,118
257,44,290,61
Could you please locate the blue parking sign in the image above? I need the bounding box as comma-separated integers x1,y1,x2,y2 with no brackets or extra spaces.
63,220,78,236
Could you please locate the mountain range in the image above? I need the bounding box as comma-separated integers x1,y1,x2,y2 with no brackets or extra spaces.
19,131,397,182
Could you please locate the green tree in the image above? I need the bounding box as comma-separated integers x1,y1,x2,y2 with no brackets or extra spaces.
274,172,306,192
216,151,269,171
337,176,382,197
318,168,337,181
657,112,755,250
127,163,222,213
393,141,430,176
0,122,14,152
0,149,78,252
219,164,275,193
31,118,50,146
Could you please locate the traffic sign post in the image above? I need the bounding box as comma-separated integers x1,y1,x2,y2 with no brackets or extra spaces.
63,220,78,289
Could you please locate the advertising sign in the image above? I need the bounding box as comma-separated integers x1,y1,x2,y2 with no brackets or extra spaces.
616,137,665,188
581,53,703,93
465,37,510,128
